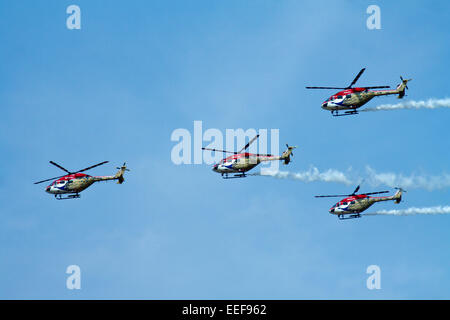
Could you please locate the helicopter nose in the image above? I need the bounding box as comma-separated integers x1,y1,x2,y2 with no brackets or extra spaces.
322,102,328,108
329,208,335,213
46,186,51,193
212,165,218,172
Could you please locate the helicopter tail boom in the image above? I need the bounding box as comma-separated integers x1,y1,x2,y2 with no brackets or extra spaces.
370,76,411,98
370,188,404,204
93,162,129,184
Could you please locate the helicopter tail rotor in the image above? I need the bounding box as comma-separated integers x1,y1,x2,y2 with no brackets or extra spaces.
282,144,297,165
397,76,412,99
115,162,130,184
393,187,406,203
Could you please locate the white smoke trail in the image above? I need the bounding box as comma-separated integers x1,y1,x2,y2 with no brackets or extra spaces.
258,167,354,185
365,206,450,216
364,167,450,191
256,166,450,191
362,98,450,112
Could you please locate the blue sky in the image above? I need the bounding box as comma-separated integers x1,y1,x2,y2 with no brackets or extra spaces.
0,0,449,299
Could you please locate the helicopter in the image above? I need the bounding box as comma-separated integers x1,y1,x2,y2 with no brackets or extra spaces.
315,185,404,220
202,134,296,179
306,68,412,116
34,161,129,200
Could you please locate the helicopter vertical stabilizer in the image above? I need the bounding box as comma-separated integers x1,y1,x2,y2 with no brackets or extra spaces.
114,162,129,184
281,145,296,165
393,188,404,204
396,77,411,99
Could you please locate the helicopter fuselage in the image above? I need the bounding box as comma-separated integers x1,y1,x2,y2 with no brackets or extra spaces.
329,190,402,217
321,87,400,112
211,147,295,177
212,153,277,174
45,173,112,195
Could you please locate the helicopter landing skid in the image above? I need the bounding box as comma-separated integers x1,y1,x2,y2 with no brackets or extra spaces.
332,110,359,117
222,173,247,179
55,193,80,200
338,213,361,220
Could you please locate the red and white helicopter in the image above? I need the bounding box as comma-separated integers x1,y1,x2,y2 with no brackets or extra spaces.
306,68,411,116
34,161,129,200
315,185,404,220
202,134,296,179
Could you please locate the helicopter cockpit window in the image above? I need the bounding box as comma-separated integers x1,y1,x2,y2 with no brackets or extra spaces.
337,95,342,99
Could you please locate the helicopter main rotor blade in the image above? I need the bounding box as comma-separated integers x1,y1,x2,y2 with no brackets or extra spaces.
305,87,347,89
76,161,109,173
35,161,109,185
315,190,390,198
363,191,390,196
347,68,366,88
238,134,260,153
34,175,68,185
202,148,236,154
315,194,353,198
351,185,360,195
49,161,71,174
362,86,391,89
